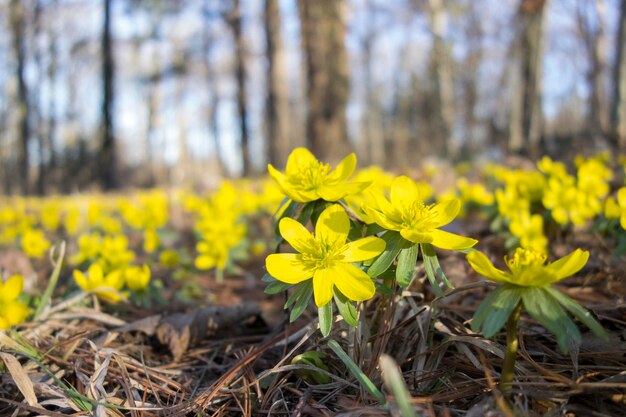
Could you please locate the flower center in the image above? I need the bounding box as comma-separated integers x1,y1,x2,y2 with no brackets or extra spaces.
300,240,343,270
288,161,331,191
400,201,438,230
505,248,547,274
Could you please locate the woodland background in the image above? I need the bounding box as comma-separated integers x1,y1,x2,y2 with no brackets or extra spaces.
1,0,625,194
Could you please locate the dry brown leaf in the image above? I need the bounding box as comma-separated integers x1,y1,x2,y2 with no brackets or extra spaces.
116,302,261,360
0,351,40,407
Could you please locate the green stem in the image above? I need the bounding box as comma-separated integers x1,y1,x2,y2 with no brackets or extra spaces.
500,301,522,397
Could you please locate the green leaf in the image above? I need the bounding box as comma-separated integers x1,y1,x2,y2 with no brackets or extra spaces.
264,280,291,295
396,244,419,288
348,219,365,242
367,231,411,277
274,199,299,237
421,244,454,289
522,287,581,353
297,200,316,226
379,354,416,417
318,302,333,337
34,241,66,320
292,351,330,384
474,285,523,338
544,287,608,341
285,280,313,322
327,340,385,403
365,223,385,236
333,288,358,327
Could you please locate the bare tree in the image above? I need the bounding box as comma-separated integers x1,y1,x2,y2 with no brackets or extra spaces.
612,0,626,149
100,0,116,189
428,0,456,158
577,0,609,138
226,0,251,176
509,0,547,157
264,0,291,168
9,0,30,194
298,0,351,162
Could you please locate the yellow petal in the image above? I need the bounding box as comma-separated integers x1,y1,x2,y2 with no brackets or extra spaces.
390,176,420,209
340,237,386,262
466,251,510,283
285,147,318,174
73,270,92,291
0,317,9,329
431,199,461,227
195,255,215,270
315,204,349,248
364,206,400,231
266,253,314,284
312,268,334,307
88,263,104,282
4,301,29,326
545,249,589,281
105,270,125,290
317,185,347,201
279,217,316,253
333,263,375,302
400,229,433,244
327,153,357,182
618,187,626,207
0,275,23,303
429,229,477,250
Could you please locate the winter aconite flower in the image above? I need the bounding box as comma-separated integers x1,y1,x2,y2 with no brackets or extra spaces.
268,147,370,203
266,204,385,307
467,246,608,356
467,247,588,287
364,176,477,250
125,264,151,292
73,264,125,303
0,274,29,329
21,229,51,258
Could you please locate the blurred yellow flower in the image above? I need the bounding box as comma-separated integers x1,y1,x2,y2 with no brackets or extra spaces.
21,229,51,258
73,264,125,303
159,250,180,268
125,264,151,292
0,274,29,329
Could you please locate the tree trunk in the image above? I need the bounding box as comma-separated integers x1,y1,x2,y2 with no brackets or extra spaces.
298,0,351,162
612,0,626,149
577,0,609,138
228,0,251,176
362,0,385,167
264,0,291,168
9,0,30,195
46,0,58,187
428,0,455,158
100,0,116,189
510,0,547,157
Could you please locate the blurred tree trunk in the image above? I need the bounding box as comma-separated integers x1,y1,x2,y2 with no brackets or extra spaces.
9,0,30,195
34,0,46,195
362,0,385,167
509,0,547,157
227,0,251,176
577,0,609,138
264,0,291,168
202,0,225,176
612,0,626,149
46,0,58,189
462,1,482,154
100,0,116,189
428,0,455,158
298,0,351,162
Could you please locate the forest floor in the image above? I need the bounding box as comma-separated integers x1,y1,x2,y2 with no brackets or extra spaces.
1,219,625,417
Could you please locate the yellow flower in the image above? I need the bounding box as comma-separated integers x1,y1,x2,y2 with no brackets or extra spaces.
266,204,385,307
509,211,547,253
100,235,135,269
159,250,180,268
268,147,370,203
73,264,125,303
467,247,589,287
125,265,151,292
363,176,477,250
21,229,51,258
143,229,160,253
618,187,626,230
0,274,29,329
70,233,102,264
